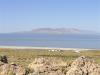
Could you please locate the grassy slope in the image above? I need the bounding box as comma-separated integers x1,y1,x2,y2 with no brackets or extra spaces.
0,48,100,67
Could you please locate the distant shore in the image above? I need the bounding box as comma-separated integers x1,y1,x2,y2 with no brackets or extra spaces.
0,46,99,51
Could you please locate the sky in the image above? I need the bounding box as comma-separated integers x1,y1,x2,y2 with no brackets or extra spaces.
0,0,100,33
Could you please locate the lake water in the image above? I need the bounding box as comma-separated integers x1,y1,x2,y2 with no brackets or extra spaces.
0,33,100,49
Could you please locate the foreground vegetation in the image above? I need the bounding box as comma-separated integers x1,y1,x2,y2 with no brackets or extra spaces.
0,48,100,67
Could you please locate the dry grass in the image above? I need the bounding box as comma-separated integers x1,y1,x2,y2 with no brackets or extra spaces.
0,48,100,66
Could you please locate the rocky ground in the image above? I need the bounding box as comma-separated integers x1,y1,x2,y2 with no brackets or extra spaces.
0,55,100,75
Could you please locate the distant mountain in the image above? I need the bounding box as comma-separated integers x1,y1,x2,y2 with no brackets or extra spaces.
16,28,99,35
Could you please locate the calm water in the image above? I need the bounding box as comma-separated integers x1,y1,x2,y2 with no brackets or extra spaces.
0,33,100,49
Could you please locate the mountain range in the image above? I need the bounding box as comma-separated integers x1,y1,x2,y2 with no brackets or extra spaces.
18,28,99,35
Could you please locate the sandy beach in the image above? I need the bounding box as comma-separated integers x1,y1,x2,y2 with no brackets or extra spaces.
0,46,98,51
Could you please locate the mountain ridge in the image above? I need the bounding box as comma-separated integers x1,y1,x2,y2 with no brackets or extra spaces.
17,28,99,35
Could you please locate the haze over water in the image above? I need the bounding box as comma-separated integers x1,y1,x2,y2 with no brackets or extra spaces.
0,33,100,49
0,0,100,49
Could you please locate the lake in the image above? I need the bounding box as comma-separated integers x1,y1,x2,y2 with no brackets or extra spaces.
0,33,100,49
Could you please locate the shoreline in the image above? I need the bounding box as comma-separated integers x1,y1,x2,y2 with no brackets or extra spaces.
0,46,99,51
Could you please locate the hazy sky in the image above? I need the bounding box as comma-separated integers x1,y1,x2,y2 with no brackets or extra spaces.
0,0,100,33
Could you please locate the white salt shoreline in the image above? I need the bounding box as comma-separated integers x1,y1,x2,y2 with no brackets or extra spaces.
0,46,99,51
